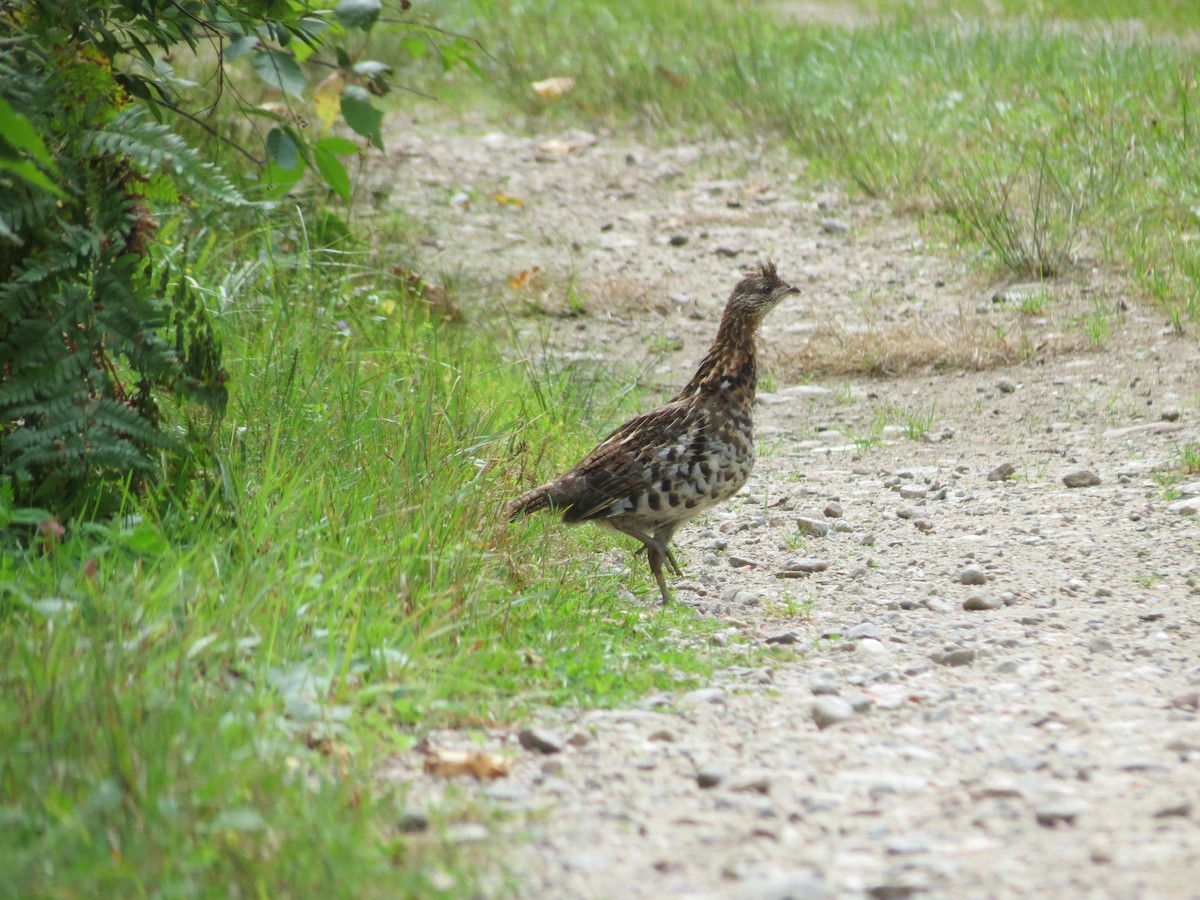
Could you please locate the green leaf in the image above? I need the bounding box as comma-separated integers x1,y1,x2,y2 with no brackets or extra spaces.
225,35,259,62
316,136,359,156
259,161,305,199
340,85,383,150
0,97,58,172
399,37,426,60
0,155,64,196
335,0,381,30
314,145,351,202
124,522,169,557
266,127,300,170
252,49,306,99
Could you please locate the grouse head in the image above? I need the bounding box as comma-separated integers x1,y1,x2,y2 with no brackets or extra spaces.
724,260,799,321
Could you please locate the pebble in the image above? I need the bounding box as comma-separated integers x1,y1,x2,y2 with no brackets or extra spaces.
998,377,1018,393
782,557,829,574
1153,798,1192,818
730,773,773,794
796,516,830,537
963,592,1002,611
988,462,1016,482
696,765,727,788
729,555,760,568
1087,638,1115,655
824,501,844,518
397,809,430,833
957,565,988,585
896,507,918,519
811,696,856,729
847,622,881,640
932,648,976,666
668,234,688,246
811,679,840,695
899,485,927,500
683,687,727,705
819,218,850,234
519,727,566,754
1063,469,1101,488
1169,497,1200,516
1036,803,1081,827
765,630,801,645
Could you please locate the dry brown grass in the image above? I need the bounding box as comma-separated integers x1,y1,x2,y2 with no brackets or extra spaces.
776,312,1084,378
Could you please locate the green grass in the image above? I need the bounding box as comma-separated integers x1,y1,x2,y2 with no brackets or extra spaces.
423,0,1200,330
0,209,723,896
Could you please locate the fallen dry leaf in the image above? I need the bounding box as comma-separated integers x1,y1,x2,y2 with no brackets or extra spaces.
507,266,542,290
422,746,510,780
492,192,524,207
532,76,575,100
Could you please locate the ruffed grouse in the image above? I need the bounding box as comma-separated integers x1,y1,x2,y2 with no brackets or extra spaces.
508,261,799,604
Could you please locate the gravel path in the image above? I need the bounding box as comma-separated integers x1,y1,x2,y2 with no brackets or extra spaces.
378,115,1200,899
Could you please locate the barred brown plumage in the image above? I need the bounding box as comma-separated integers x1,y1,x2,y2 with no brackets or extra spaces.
508,260,799,604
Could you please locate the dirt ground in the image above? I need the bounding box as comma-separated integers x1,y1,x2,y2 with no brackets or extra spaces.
375,114,1200,898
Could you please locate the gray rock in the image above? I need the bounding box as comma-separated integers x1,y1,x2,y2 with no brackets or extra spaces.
824,501,844,518
1169,497,1200,516
933,648,976,666
668,234,688,246
924,598,954,614
1087,637,1115,655
958,565,988,585
730,773,773,794
810,679,840,696
1063,469,1101,488
765,630,802,645
696,765,727,788
729,554,761,568
998,377,1018,393
1153,798,1192,818
782,557,829,574
899,485,927,500
519,727,566,754
796,516,830,537
847,622,881,640
397,809,429,833
820,218,850,234
1036,802,1081,827
683,687,727,705
895,507,919,519
811,696,856,729
963,592,1002,611
844,691,875,712
988,462,1016,482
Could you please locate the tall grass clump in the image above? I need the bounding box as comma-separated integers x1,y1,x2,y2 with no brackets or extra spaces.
0,205,720,896
434,0,1200,326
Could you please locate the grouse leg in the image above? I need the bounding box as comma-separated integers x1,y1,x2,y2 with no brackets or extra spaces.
609,521,674,604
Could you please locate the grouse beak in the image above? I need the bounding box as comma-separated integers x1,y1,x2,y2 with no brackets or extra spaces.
781,283,800,297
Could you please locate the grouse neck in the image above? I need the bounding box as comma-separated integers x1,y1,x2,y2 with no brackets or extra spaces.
677,310,759,399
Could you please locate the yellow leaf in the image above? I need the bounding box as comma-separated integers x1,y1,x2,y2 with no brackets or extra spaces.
313,72,346,132
492,192,524,207
422,747,511,780
532,77,575,100
507,266,541,290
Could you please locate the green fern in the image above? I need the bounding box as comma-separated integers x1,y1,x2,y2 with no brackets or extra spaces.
0,26,232,515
